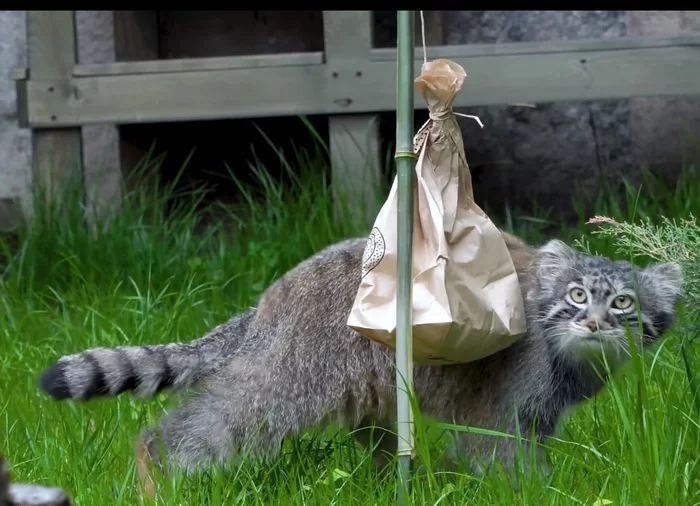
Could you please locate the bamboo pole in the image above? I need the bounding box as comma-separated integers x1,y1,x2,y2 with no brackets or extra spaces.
395,10,416,506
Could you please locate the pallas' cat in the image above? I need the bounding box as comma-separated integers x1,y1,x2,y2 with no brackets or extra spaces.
38,231,683,492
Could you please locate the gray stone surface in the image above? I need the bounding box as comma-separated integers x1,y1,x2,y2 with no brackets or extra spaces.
443,10,627,44
456,99,632,216
444,11,632,219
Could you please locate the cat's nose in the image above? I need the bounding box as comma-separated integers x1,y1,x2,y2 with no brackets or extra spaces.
580,318,601,332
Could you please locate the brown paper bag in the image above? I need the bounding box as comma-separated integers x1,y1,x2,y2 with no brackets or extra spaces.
347,59,527,365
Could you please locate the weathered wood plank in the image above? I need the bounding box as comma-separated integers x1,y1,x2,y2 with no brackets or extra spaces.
19,34,700,127
28,12,79,80
74,51,324,76
323,11,381,220
10,68,27,80
27,11,83,213
71,31,700,80
26,63,330,125
371,33,700,60
328,114,383,221
0,198,24,232
323,11,373,62
32,132,83,201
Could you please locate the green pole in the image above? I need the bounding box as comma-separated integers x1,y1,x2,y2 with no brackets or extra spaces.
395,10,416,506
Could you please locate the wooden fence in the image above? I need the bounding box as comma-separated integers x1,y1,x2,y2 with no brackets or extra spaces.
12,11,700,214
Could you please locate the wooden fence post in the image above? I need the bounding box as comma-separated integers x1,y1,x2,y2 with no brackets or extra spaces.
323,11,382,222
27,11,84,219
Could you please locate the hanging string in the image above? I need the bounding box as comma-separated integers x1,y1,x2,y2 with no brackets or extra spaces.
420,11,427,66
454,111,484,128
418,10,484,129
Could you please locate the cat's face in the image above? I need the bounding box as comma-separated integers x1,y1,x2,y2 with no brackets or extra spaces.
530,240,683,365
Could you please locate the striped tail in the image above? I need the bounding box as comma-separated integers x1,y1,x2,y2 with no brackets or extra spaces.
39,312,253,401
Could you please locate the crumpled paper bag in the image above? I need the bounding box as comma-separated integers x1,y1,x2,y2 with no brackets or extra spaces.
347,59,527,365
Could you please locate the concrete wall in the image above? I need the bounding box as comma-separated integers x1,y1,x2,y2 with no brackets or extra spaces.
1,11,699,228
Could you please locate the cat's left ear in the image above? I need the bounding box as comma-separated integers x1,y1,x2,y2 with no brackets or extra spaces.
638,262,684,310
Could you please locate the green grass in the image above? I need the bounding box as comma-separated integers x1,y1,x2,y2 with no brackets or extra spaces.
1,138,700,505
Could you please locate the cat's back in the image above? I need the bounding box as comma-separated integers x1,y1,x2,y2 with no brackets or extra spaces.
255,238,366,327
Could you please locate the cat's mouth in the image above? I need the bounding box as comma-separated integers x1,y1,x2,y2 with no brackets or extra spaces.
569,323,617,343
564,323,631,365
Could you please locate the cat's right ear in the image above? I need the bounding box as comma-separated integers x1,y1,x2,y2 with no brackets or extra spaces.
536,240,578,286
639,261,684,312
538,239,578,265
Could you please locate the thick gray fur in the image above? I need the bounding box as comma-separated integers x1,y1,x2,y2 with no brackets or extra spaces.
38,233,683,477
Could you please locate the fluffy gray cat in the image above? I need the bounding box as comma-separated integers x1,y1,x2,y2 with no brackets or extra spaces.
38,232,682,493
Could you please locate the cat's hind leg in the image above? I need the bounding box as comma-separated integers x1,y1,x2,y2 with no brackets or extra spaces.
351,419,397,468
135,356,352,497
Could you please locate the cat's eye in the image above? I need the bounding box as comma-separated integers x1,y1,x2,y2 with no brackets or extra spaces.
612,295,634,310
569,287,587,304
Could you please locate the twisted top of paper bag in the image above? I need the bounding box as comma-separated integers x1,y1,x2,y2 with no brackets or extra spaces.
414,59,483,129
414,59,464,113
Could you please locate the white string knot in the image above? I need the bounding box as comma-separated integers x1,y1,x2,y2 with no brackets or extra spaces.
427,109,484,129
428,109,453,122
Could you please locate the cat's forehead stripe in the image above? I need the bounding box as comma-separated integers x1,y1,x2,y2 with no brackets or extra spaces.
580,273,627,297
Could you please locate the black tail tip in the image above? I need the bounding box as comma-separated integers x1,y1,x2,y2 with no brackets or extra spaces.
39,362,72,400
